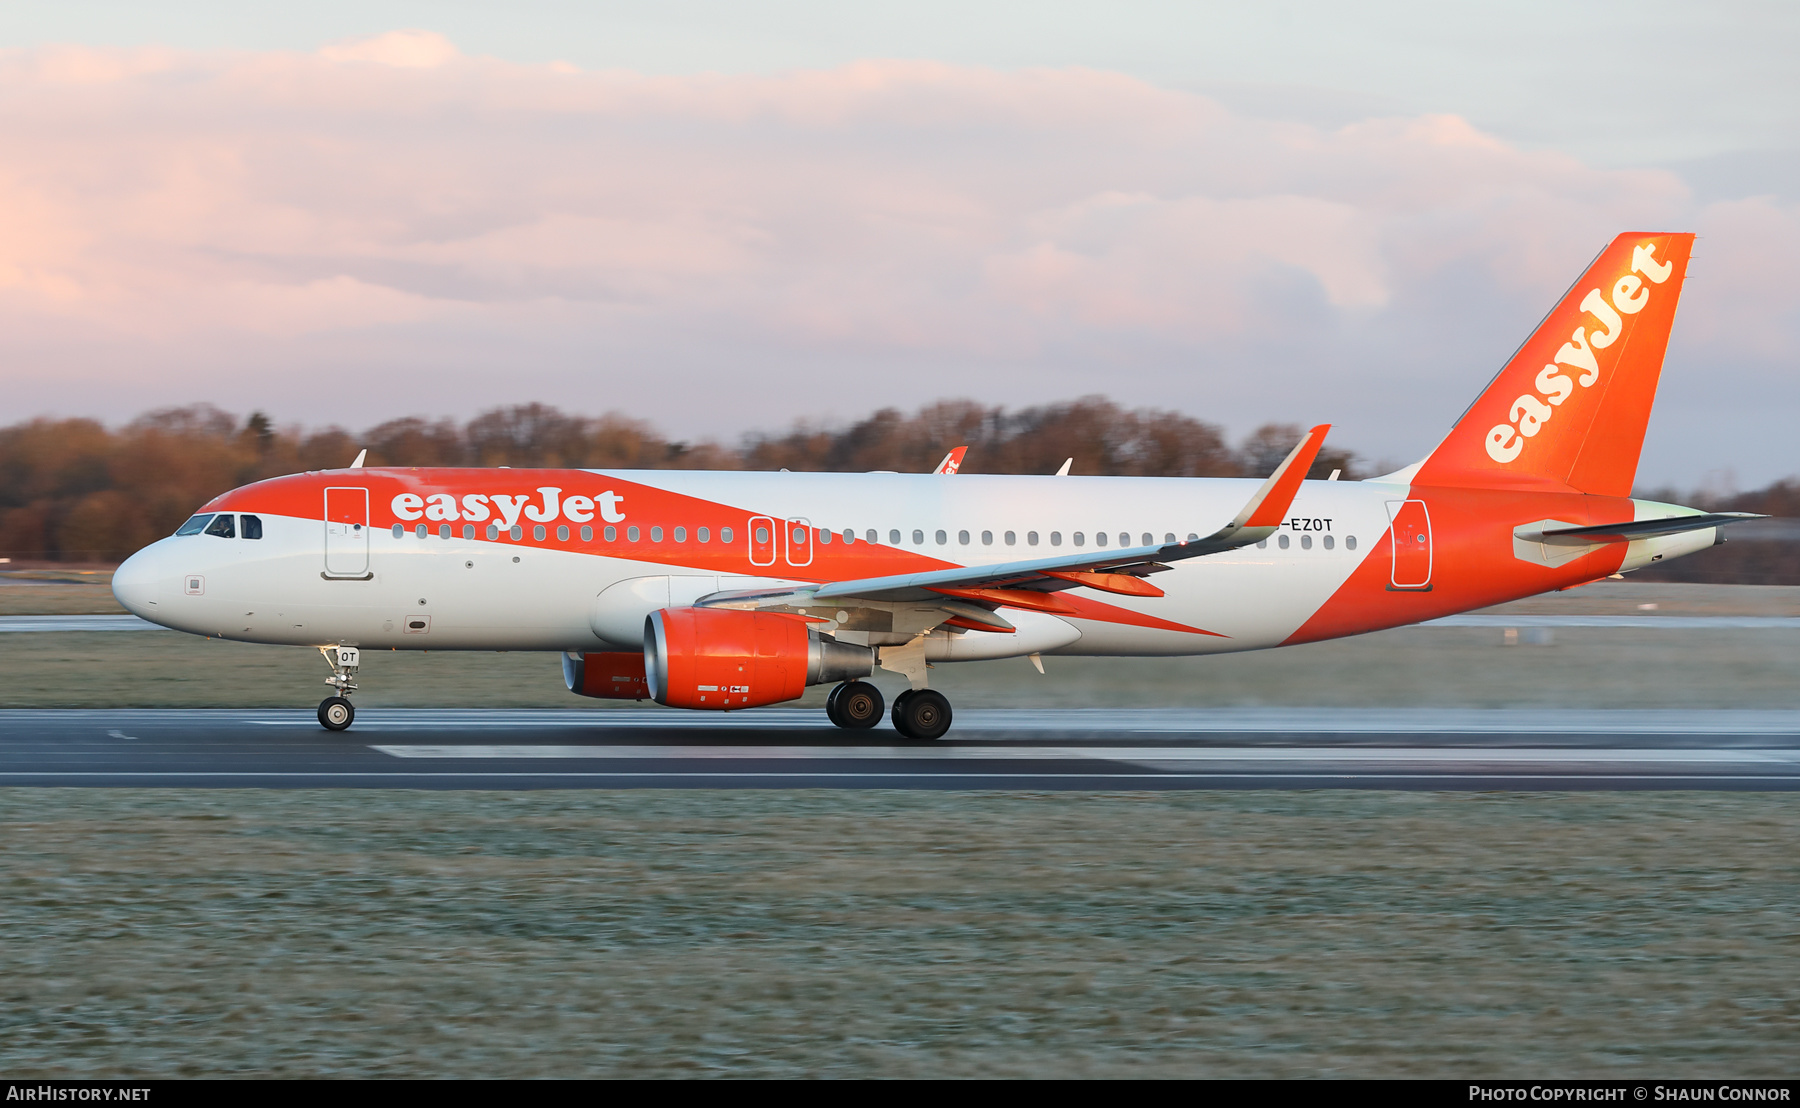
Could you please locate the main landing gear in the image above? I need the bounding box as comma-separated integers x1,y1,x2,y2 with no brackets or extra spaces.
317,645,360,732
891,688,953,741
826,680,885,730
826,680,952,739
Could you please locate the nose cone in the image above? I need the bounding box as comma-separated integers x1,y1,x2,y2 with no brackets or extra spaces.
112,543,168,623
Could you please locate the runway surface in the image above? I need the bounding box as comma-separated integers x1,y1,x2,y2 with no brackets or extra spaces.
3,707,1798,790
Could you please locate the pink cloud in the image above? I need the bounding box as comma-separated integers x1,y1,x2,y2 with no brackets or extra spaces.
0,36,1791,483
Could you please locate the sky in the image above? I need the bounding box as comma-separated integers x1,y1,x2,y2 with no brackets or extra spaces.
1,2,1796,487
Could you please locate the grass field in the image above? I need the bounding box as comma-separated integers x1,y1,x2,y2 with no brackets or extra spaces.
2,789,1796,1078
4,623,1798,710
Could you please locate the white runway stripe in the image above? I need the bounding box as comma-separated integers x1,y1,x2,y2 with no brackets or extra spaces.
1424,615,1800,629
370,744,1800,765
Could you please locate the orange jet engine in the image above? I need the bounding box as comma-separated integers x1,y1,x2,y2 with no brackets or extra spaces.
644,607,873,710
562,651,651,700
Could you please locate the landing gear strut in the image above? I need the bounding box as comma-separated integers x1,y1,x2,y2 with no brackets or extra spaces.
317,645,360,732
826,680,885,729
891,688,952,741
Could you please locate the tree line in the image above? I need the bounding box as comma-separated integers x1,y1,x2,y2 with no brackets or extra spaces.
4,397,1792,582
0,398,1361,563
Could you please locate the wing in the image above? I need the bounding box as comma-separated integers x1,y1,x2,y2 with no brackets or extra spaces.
697,425,1329,618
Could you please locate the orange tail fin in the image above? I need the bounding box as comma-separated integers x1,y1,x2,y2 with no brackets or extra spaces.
1411,232,1694,496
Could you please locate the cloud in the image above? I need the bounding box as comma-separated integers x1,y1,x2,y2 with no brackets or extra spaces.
318,30,460,69
0,36,1791,483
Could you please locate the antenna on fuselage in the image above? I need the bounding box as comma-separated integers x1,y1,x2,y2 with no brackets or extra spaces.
349,449,367,469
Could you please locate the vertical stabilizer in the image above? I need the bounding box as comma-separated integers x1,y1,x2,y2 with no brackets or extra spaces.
1411,232,1693,496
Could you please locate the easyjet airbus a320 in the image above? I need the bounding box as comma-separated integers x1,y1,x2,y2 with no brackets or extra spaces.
111,232,1757,738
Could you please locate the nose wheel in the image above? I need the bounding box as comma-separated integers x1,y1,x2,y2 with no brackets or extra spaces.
891,688,953,741
318,696,355,731
826,680,885,729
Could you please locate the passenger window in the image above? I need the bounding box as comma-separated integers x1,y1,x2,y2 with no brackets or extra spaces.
1027,531,1038,545
841,529,855,544
440,524,451,539
1050,532,1062,547
415,523,428,538
753,526,767,544
651,526,664,542
580,525,592,542
698,527,711,543
935,530,947,545
819,528,831,544
1004,531,1015,545
1094,532,1107,547
392,523,404,538
628,526,641,542
487,524,500,540
981,531,993,545
1323,535,1335,550
175,514,213,537
1187,533,1199,541
1073,532,1085,547
1301,534,1312,550
913,529,925,545
721,527,735,544
1278,534,1290,549
557,525,570,541
958,530,970,545
1164,533,1175,544
464,524,475,540
1346,535,1358,551
1257,539,1268,549
604,526,617,542
864,529,876,543
241,515,263,540
533,525,547,541
204,514,236,539
889,530,901,545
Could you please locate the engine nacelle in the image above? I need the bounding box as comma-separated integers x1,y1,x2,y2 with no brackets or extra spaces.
644,607,873,710
563,651,651,700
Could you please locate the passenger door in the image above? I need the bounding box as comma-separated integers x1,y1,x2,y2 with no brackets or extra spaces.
324,487,370,578
1386,499,1432,589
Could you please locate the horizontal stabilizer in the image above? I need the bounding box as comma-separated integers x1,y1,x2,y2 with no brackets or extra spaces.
1525,512,1765,546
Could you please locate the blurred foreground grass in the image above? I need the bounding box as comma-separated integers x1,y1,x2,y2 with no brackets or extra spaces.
6,580,1800,709
4,624,1799,709
1,789,1795,1077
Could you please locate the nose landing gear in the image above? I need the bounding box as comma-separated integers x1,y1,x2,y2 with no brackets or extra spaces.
317,645,360,731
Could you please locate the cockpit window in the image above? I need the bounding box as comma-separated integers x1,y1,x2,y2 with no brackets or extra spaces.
175,514,213,536
204,514,236,539
241,514,263,540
